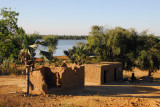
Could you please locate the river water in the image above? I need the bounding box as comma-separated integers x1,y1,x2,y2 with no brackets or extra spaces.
35,40,87,58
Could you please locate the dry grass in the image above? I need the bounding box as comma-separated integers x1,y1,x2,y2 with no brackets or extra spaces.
0,63,160,106
123,67,160,81
0,56,68,76
0,73,160,107
0,64,25,75
0,99,22,107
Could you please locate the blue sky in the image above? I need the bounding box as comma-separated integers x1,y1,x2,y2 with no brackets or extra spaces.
0,0,160,35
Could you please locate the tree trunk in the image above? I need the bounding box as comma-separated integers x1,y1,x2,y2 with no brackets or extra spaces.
148,69,152,77
26,65,30,95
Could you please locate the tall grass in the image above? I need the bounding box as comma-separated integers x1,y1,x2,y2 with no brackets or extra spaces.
0,63,25,75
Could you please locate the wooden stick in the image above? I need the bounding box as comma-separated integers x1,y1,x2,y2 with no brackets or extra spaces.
26,65,30,95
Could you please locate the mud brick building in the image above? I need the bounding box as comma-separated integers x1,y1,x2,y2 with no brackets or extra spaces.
29,65,84,94
84,62,123,85
28,62,122,94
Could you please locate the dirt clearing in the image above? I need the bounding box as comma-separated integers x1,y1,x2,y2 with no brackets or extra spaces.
0,70,160,107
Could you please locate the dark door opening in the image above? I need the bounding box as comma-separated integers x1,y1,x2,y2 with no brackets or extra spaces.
114,68,117,81
104,70,107,83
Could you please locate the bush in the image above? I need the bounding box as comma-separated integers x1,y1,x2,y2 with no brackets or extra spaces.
0,63,24,75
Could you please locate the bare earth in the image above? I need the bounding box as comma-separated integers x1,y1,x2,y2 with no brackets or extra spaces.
0,69,160,107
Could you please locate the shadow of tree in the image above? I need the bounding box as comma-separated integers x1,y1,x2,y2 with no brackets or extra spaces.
47,81,160,99
154,78,160,82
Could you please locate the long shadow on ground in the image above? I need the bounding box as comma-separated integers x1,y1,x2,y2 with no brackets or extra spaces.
48,81,160,99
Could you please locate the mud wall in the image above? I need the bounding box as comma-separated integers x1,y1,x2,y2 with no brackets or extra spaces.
60,66,84,89
85,64,102,85
29,67,54,94
29,65,84,94
84,62,123,85
101,63,123,83
29,66,59,94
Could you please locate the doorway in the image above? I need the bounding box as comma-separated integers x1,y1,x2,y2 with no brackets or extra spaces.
104,70,107,83
114,68,117,81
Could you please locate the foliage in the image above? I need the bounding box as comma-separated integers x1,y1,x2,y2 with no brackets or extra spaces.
0,8,22,61
38,35,58,62
87,25,160,75
136,35,160,76
19,34,58,63
42,35,58,52
0,7,19,34
0,59,23,75
87,26,139,70
1,7,160,77
64,42,88,65
40,35,88,40
0,8,58,75
54,58,64,67
87,26,108,61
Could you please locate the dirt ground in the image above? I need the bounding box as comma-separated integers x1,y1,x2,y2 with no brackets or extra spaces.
0,69,160,107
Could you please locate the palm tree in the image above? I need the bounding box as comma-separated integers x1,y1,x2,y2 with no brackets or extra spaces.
19,34,58,63
40,35,58,62
64,42,88,65
18,34,38,64
18,34,58,95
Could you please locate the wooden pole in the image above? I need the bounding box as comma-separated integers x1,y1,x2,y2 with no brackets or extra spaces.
26,65,30,95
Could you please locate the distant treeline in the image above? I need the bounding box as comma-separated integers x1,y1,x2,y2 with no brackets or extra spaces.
39,35,89,40
38,34,160,40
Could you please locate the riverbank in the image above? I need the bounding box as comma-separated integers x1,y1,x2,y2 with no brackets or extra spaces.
35,56,68,62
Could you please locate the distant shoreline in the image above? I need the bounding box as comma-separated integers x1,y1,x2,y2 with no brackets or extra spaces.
35,56,68,62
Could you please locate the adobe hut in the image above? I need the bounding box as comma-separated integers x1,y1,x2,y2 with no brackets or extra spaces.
29,64,84,94
84,62,123,85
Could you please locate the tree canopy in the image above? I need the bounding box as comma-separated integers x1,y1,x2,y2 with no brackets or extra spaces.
0,8,58,63
86,25,160,75
64,42,87,65
0,8,22,60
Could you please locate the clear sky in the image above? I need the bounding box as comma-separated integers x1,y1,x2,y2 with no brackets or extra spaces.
0,0,160,36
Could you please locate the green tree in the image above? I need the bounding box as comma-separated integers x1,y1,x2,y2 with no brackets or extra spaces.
19,34,58,63
87,25,160,74
18,33,39,63
87,26,109,61
42,35,58,53
87,26,139,70
64,42,87,65
0,8,22,61
0,8,58,63
106,27,139,70
0,7,19,34
136,35,160,76
40,35,58,61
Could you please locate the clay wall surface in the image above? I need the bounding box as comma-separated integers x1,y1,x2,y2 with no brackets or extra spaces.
85,64,102,85
101,62,123,83
54,65,84,89
29,62,122,94
101,65,113,83
84,62,123,85
29,64,84,94
73,66,85,88
29,67,50,94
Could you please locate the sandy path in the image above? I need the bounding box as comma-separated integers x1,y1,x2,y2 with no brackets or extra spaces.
0,76,160,98
0,75,26,92
0,75,160,106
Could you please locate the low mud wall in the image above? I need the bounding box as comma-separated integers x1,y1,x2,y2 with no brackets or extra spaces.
29,64,84,94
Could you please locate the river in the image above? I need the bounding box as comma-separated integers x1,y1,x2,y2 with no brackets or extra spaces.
35,40,87,58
